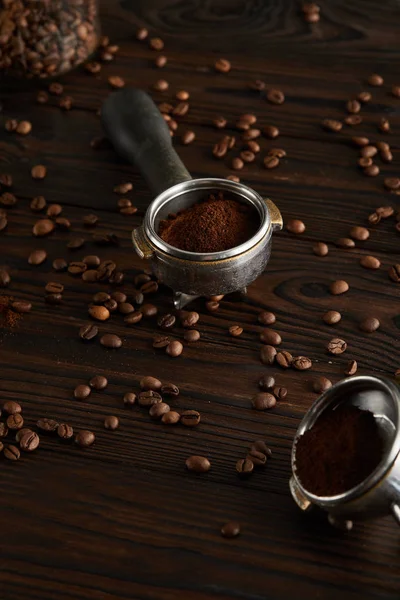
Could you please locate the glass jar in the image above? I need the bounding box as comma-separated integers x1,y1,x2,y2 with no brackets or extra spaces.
0,0,100,78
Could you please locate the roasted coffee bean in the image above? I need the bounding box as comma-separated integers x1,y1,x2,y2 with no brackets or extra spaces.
0,269,11,287
389,265,400,282
57,423,74,439
140,281,158,295
360,145,377,159
327,338,347,354
28,249,47,265
364,164,380,177
336,237,355,249
247,140,260,153
161,411,181,424
97,260,116,281
123,392,136,406
293,356,312,370
229,325,243,337
263,125,280,139
286,219,305,234
172,101,189,117
140,376,162,391
367,73,384,86
345,360,358,376
384,177,400,191
247,448,267,466
67,237,85,250
184,330,200,342
158,313,176,329
313,376,332,393
231,157,244,170
381,149,393,162
124,311,143,325
181,410,201,427
55,217,71,230
120,206,137,217
263,156,279,169
89,305,110,321
240,149,256,163
260,329,281,345
258,311,276,325
31,165,47,179
251,440,272,457
252,392,276,410
213,116,227,129
37,418,59,432
89,375,108,390
5,119,17,132
74,384,91,400
330,280,349,295
346,116,362,126
4,445,20,460
376,206,394,218
114,182,132,194
118,302,135,315
268,148,287,159
104,415,119,430
3,400,21,415
266,88,285,104
322,119,342,132
181,311,199,328
0,215,7,232
206,300,220,312
379,118,390,133
323,310,341,325
83,213,99,228
82,270,98,283
346,99,361,114
100,334,122,348
214,58,231,72
0,172,12,187
392,85,400,98
104,299,118,312
75,430,95,447
313,242,329,256
138,390,162,407
149,402,170,419
93,291,110,303
153,79,169,92
368,212,381,225
166,340,183,357
349,226,369,241
161,383,180,397
136,26,148,40
94,233,119,247
33,219,55,237
273,386,288,400
110,292,127,304
0,192,16,206
186,455,211,473
45,293,62,305
7,413,24,430
236,458,254,477
140,303,158,318
360,255,380,269
79,323,98,341
276,350,293,368
242,129,261,142
67,261,87,276
258,375,275,391
0,422,8,437
153,334,171,348
134,273,151,287
45,282,64,294
14,428,31,443
260,345,277,365
46,203,62,218
357,91,371,103
352,136,369,147
19,431,39,451
182,130,195,145
359,317,380,333
11,300,31,313
83,255,101,268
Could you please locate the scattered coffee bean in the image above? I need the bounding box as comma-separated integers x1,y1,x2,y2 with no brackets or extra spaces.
28,249,47,265
104,299,118,312
206,300,220,312
258,375,275,391
361,145,377,159
149,403,170,419
75,430,95,447
83,255,101,269
4,445,20,460
0,192,16,207
357,91,371,103
45,282,64,294
161,383,180,397
379,117,390,133
359,316,380,333
293,356,312,370
349,226,369,241
376,206,394,218
368,212,381,225
16,120,32,135
136,27,148,40
114,182,132,194
247,448,267,466
214,58,231,73
251,440,272,456
89,375,108,390
313,376,332,393
138,390,162,407
345,360,358,376
166,340,183,357
260,329,281,345
141,303,158,318
140,376,162,391
5,119,18,132
263,156,279,169
57,423,74,439
79,323,98,341
367,73,384,86
360,255,380,269
266,88,285,104
229,325,243,337
186,455,211,473
124,311,143,325
276,350,293,368
330,280,349,295
100,334,122,348
0,423,8,437
352,136,369,147
0,269,10,287
33,219,54,237
327,338,347,354
388,265,400,282
140,281,158,295
89,305,110,321
118,302,134,315
184,330,201,342
153,334,170,348
31,165,47,179
181,410,201,427
263,125,280,139
182,130,195,145
82,270,98,283
252,392,276,410
213,116,227,129
3,400,21,414
104,415,119,430
236,458,254,477
346,99,361,114
286,219,305,234
46,203,62,218
313,242,329,256
55,217,71,230
7,413,24,430
37,418,59,432
83,213,99,227
67,237,85,250
247,140,260,153
258,311,276,325
364,164,380,177
181,311,199,328
123,392,136,406
322,119,342,132
0,215,7,232
260,345,277,365
45,292,62,305
162,411,180,424
19,431,39,451
384,177,400,190
273,386,288,400
74,384,91,400
11,300,31,313
336,237,355,249
323,310,341,325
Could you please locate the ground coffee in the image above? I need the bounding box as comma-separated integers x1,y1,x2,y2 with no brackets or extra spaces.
158,192,259,253
295,405,384,496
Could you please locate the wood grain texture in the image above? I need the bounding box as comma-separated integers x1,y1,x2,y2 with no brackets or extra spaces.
1,1,400,599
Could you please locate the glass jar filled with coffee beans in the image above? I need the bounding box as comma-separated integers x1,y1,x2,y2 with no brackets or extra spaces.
0,0,100,78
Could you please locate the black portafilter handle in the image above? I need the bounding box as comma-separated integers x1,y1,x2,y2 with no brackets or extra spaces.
101,88,192,198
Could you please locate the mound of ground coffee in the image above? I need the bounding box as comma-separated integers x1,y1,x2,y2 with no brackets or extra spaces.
158,192,259,253
295,405,384,497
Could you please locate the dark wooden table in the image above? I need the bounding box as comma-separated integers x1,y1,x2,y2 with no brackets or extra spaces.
1,1,400,598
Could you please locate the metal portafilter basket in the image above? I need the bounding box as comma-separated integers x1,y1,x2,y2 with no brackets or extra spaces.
102,88,282,309
290,375,400,528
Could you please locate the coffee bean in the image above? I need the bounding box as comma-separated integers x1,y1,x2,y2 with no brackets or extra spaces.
149,402,170,419
0,422,8,437
0,172,12,187
7,413,24,430
79,323,98,341
388,265,400,282
11,300,31,313
104,299,118,312
322,119,342,132
184,330,200,342
3,400,21,415
276,351,293,368
268,148,287,159
141,303,158,318
31,165,47,179
376,141,390,152
82,255,101,269
161,411,180,424
16,120,32,135
266,88,285,104
114,182,132,194
182,130,195,145
74,384,91,401
352,136,369,147
392,85,400,98
379,117,390,133
286,219,305,234
349,226,369,241
153,334,171,348
247,140,260,153
247,448,267,466
181,311,199,328
263,156,279,169
381,149,393,163
358,91,371,103
214,58,231,73
251,440,272,456
161,383,180,397
330,280,349,295
100,334,122,348
57,423,74,439
136,26,148,40
229,325,243,337
260,345,277,365
19,431,39,451
367,73,384,86
5,119,18,132
346,116,362,128
213,116,227,129
313,242,329,256
104,415,119,430
252,392,276,410
313,376,332,393
345,360,358,376
124,311,143,326
273,386,288,400
0,192,16,207
4,445,20,460
258,311,276,325
67,237,85,250
293,356,312,371
186,455,211,472
138,390,162,407
140,376,162,391
368,212,381,225
97,260,116,281
346,99,361,114
157,313,176,330
46,204,62,218
242,129,261,142
260,329,281,345
336,237,355,249
45,282,64,294
28,249,47,265
206,300,220,312
90,375,108,390
181,410,201,427
37,418,59,432
327,338,347,354
33,219,54,237
123,392,136,406
364,164,380,177
376,206,394,218
384,177,400,190
360,255,380,269
75,430,95,447
236,458,254,477
359,316,380,333
118,302,134,315
0,269,10,287
45,293,62,305
263,125,280,140
258,375,275,391
231,157,244,171
172,101,189,117
88,306,109,322
0,215,7,232
361,145,377,159
323,310,341,325
166,340,183,357
81,270,98,283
